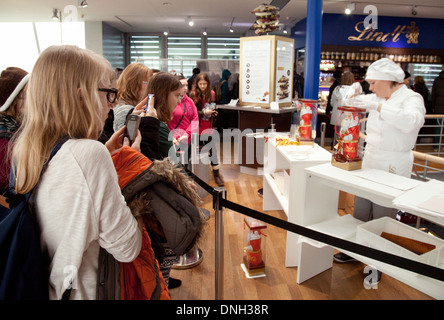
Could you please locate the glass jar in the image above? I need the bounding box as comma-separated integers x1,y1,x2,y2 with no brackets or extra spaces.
297,98,318,145
332,106,366,170
243,217,267,277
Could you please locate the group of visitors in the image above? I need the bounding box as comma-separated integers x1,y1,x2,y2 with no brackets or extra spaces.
0,45,232,300
2,42,440,298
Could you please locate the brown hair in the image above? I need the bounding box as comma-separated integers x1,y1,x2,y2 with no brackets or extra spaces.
117,63,152,106
414,76,425,86
341,71,355,86
190,73,213,110
146,72,181,123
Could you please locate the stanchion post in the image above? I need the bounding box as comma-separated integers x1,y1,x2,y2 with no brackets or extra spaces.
320,122,326,147
214,186,226,300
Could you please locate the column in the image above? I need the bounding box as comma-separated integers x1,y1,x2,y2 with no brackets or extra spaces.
303,0,323,100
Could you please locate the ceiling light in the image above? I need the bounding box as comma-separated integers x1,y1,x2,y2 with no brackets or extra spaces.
283,26,288,34
412,5,418,16
78,0,88,8
229,17,235,33
345,3,355,15
187,17,194,27
52,9,59,21
163,30,169,36
202,28,207,36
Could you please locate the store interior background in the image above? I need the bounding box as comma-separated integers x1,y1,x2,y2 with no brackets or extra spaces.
2,0,444,300
3,0,444,143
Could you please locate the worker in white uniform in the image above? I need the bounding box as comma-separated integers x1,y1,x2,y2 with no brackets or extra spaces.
334,59,426,274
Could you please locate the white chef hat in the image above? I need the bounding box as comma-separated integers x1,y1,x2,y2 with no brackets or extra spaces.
365,58,405,83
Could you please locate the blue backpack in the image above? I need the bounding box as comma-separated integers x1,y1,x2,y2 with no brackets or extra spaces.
0,139,68,300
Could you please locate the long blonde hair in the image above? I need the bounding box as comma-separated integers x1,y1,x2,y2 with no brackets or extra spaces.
12,45,113,194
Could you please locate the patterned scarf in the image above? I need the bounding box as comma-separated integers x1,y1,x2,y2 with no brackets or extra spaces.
0,114,20,139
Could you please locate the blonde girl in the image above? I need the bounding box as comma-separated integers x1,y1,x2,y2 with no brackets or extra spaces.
12,45,142,299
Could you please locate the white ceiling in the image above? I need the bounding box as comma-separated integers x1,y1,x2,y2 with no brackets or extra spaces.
1,0,444,36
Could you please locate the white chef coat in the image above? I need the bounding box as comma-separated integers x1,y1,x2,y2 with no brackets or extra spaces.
362,84,425,177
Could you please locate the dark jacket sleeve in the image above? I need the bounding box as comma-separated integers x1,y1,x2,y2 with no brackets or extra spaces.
139,116,161,161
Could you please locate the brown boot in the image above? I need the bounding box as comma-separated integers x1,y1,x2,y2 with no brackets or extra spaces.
213,169,224,186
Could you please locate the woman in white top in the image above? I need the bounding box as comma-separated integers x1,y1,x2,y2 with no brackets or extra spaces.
334,58,425,268
11,45,143,299
352,58,425,223
330,71,355,125
354,58,425,180
352,58,425,221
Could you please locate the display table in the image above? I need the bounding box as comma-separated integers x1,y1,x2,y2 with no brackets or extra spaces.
217,105,296,174
297,163,444,300
262,138,332,266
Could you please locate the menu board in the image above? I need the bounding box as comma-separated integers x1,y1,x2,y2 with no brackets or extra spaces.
241,39,271,104
275,40,294,103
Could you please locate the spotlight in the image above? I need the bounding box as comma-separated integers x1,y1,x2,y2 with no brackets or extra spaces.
345,3,355,15
187,17,194,27
202,28,207,36
163,30,169,36
283,26,288,34
78,0,88,8
229,17,235,33
412,6,418,16
52,9,59,20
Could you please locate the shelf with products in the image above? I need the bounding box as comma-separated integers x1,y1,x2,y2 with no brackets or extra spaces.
321,47,442,64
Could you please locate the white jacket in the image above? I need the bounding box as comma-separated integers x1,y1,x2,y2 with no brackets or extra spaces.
363,85,425,177
32,139,142,300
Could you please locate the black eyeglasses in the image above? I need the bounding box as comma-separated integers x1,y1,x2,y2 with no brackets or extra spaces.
98,88,118,103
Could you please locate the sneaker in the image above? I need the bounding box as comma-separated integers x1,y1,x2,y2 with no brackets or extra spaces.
333,252,357,263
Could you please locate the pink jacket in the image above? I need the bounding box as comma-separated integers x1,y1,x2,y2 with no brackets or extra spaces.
168,95,199,142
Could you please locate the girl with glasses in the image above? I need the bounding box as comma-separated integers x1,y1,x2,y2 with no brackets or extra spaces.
11,45,145,299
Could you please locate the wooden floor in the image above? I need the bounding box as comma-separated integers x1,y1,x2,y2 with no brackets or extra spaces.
169,142,435,300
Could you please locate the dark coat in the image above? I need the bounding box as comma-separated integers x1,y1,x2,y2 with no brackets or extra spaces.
431,71,444,114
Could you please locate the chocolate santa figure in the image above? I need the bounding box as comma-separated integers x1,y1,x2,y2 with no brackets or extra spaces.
339,111,359,160
246,230,262,267
299,105,312,139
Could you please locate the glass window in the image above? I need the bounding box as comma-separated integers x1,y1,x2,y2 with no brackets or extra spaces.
167,37,202,77
207,37,240,60
129,35,161,68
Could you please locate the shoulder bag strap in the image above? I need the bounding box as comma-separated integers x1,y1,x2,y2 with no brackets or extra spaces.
173,100,187,130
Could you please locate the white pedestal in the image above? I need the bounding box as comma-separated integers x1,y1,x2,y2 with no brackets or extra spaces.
297,163,444,300
262,136,332,267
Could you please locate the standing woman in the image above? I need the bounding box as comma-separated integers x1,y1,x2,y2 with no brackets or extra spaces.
0,67,29,189
168,73,199,149
334,59,425,269
11,45,143,299
113,63,152,131
190,73,224,186
330,71,355,126
132,71,184,288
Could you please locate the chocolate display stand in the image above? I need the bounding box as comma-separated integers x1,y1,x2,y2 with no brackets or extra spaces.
296,99,318,146
331,106,366,171
241,217,267,278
